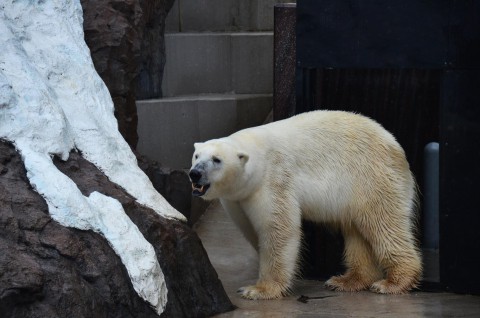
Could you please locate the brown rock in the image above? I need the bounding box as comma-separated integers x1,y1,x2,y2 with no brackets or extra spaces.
80,0,140,148
80,0,174,148
135,0,175,100
0,140,233,317
137,156,210,226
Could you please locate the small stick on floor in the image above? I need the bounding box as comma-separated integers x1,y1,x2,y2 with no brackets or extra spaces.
297,295,338,303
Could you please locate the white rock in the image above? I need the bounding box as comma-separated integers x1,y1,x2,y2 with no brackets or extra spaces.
0,0,183,315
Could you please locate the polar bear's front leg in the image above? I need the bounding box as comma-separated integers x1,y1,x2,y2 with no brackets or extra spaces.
237,197,302,300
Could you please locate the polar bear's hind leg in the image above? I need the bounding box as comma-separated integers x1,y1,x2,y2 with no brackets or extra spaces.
325,224,383,292
360,204,421,294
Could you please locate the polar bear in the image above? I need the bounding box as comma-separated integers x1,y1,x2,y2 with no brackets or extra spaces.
189,110,422,300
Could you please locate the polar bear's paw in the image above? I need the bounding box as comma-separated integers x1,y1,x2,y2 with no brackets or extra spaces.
370,279,413,294
325,274,372,292
237,283,285,300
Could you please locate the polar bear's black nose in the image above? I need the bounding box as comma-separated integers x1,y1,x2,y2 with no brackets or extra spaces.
189,169,202,183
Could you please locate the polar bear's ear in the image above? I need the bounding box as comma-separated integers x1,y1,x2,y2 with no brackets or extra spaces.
194,142,203,150
238,152,249,164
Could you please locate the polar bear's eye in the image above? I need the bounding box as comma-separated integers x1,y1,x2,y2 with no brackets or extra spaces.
195,154,199,159
212,157,221,164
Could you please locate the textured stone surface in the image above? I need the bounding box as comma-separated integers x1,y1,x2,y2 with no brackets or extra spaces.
135,0,176,100
81,0,174,147
0,141,234,317
0,2,232,316
138,157,210,226
1,3,188,311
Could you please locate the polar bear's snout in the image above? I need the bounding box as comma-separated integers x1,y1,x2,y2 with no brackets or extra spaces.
189,168,211,197
189,169,202,183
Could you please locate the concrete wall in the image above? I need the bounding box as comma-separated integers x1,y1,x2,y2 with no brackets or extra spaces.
167,0,295,32
137,95,272,169
136,1,292,169
161,32,273,97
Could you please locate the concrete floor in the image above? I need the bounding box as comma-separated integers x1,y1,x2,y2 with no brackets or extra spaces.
194,201,480,318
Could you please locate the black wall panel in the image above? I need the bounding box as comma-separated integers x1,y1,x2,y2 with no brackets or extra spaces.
296,0,480,294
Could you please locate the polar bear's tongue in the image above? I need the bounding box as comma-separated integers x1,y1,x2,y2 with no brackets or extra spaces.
191,183,210,197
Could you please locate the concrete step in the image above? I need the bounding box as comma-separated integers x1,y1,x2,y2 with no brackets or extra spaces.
162,32,273,97
136,94,272,169
166,0,294,32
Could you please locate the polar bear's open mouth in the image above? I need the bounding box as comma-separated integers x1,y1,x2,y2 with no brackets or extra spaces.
192,183,210,197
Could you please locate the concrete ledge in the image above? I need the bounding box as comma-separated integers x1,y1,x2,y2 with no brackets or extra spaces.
136,94,272,169
166,0,295,32
162,33,273,97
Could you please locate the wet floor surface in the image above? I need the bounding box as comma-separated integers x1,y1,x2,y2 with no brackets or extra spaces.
194,201,480,317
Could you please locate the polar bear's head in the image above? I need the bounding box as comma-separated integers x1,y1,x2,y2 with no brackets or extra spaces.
189,140,249,200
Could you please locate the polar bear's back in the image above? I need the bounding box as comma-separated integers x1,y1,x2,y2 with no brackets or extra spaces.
267,110,397,145
233,110,402,159
231,110,415,222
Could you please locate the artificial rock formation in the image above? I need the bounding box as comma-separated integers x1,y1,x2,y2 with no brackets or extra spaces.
0,141,233,317
138,157,210,226
135,0,176,100
81,0,199,221
81,0,175,148
0,1,233,316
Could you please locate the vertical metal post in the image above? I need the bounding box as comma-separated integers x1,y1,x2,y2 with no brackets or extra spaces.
424,142,440,249
423,142,440,283
273,3,297,121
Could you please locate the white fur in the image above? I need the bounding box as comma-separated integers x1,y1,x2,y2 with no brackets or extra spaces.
191,110,421,299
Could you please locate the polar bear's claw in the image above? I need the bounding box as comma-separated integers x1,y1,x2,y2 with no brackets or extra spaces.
370,278,417,294
325,274,371,292
237,285,283,300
